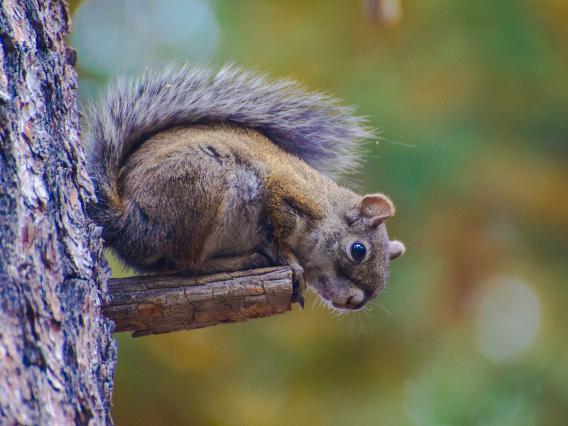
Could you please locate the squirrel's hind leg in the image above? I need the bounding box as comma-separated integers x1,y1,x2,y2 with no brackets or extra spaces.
198,252,273,274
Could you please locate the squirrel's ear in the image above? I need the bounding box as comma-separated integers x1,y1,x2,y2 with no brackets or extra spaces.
388,240,406,260
347,193,395,228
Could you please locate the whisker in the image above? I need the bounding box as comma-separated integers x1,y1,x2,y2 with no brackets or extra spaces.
376,303,394,318
374,138,416,148
358,316,368,334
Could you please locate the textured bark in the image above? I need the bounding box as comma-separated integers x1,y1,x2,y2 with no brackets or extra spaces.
0,1,115,425
104,267,294,337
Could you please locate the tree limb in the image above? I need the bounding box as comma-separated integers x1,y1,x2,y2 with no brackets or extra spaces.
103,266,294,337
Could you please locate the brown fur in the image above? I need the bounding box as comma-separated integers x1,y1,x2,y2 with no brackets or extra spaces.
112,125,405,310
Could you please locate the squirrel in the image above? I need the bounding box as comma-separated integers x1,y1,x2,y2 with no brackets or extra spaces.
85,65,405,311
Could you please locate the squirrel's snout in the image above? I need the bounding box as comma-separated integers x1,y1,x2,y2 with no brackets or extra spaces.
313,275,377,311
345,295,366,310
331,287,368,311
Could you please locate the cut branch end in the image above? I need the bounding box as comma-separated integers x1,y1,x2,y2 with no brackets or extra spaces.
103,266,294,337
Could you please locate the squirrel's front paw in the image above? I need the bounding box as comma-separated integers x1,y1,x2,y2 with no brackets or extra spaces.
290,263,306,309
283,249,306,308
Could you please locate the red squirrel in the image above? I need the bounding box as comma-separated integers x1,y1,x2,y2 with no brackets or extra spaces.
86,65,405,310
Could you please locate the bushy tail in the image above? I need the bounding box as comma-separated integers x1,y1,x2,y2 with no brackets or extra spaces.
85,65,373,236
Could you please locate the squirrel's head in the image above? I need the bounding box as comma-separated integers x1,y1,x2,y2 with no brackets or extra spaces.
301,193,405,311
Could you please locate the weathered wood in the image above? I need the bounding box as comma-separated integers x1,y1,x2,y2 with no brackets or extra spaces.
0,1,115,424
103,267,294,337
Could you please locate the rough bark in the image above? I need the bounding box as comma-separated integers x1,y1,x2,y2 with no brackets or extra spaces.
104,267,294,337
0,1,115,425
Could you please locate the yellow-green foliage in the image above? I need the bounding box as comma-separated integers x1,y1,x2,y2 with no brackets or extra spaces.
73,0,568,424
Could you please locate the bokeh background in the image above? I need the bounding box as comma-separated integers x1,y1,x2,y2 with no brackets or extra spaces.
68,0,568,424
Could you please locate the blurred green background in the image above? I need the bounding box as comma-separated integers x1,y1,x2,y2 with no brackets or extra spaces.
69,0,568,424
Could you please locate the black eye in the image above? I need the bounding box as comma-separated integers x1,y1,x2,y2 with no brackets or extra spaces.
350,242,367,263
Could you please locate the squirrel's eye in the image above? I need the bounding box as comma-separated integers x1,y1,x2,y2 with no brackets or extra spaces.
350,242,366,263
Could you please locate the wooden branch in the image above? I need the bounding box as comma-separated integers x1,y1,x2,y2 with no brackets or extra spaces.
103,267,294,337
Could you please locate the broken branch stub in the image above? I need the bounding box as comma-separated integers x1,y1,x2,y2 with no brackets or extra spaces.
103,266,294,337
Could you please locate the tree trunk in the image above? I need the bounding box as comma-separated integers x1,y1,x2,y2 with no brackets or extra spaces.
0,1,115,424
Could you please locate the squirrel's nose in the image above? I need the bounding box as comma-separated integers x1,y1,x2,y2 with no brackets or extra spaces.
345,295,366,310
343,288,368,310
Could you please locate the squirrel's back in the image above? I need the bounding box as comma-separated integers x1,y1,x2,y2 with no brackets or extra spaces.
85,65,372,247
